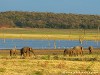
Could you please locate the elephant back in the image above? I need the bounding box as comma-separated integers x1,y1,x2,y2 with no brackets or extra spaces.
73,46,83,53
73,46,83,50
21,47,32,52
72,46,83,56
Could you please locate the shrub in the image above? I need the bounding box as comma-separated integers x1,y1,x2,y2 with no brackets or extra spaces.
29,71,43,75
41,55,50,60
53,55,59,60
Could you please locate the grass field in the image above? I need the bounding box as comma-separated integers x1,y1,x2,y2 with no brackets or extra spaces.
0,59,100,75
0,49,100,75
0,28,100,40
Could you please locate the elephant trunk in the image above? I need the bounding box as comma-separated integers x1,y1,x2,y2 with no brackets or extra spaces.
31,50,35,56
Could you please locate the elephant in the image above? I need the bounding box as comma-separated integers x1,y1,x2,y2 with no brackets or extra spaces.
20,47,35,57
72,46,83,56
88,46,93,54
63,48,73,56
10,48,17,56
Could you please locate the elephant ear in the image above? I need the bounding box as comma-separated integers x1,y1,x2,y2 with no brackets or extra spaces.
29,48,32,51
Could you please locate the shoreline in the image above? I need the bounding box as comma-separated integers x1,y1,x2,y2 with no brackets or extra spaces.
0,48,100,55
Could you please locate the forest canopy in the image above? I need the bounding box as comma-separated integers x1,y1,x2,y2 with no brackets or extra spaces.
0,11,100,29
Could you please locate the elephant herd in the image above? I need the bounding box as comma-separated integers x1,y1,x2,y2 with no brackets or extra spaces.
10,46,93,57
64,46,93,56
10,46,35,57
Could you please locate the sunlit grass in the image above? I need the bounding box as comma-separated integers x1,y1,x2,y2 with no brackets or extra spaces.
0,51,100,75
0,28,99,40
0,58,99,75
0,33,100,40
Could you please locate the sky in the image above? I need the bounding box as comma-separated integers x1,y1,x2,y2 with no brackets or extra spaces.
0,0,100,15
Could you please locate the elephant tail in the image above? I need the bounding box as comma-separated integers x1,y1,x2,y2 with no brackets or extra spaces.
81,46,83,55
81,47,83,51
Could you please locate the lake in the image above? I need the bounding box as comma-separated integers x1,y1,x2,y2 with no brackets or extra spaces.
0,39,100,49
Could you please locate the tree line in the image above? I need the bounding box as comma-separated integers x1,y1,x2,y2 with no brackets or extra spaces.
0,11,100,29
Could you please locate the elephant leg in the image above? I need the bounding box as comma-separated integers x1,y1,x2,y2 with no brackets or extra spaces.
10,51,12,56
23,53,26,57
21,53,23,57
71,51,73,56
14,51,16,56
77,51,79,56
63,52,66,56
81,51,83,55
26,51,28,57
20,50,23,57
90,50,92,54
73,50,76,56
12,53,14,56
69,52,72,56
68,52,70,56
80,52,83,56
69,53,71,56
73,52,76,56
29,51,31,57
13,52,15,56
77,52,79,56
74,52,76,56
14,52,16,56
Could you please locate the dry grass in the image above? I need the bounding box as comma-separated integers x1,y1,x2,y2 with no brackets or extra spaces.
0,49,100,75
0,28,100,40
0,51,100,75
0,34,100,40
0,59,100,75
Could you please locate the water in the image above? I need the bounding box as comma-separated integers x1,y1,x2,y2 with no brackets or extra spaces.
0,39,100,49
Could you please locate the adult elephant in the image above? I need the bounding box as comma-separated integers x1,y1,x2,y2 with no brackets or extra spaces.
63,48,73,56
20,47,35,57
72,46,83,56
10,48,17,56
88,46,93,54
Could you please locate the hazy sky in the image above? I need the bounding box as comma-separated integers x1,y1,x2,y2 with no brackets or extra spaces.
0,0,100,15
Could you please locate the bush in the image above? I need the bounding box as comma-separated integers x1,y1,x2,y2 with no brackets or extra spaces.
41,55,50,60
53,55,59,60
29,71,43,75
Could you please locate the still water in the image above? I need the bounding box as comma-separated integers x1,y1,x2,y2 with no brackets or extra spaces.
0,39,100,49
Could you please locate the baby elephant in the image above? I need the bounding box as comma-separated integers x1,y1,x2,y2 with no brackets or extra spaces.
10,48,17,56
64,48,73,56
88,46,93,54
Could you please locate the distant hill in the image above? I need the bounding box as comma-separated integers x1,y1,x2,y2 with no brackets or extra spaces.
0,11,100,29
